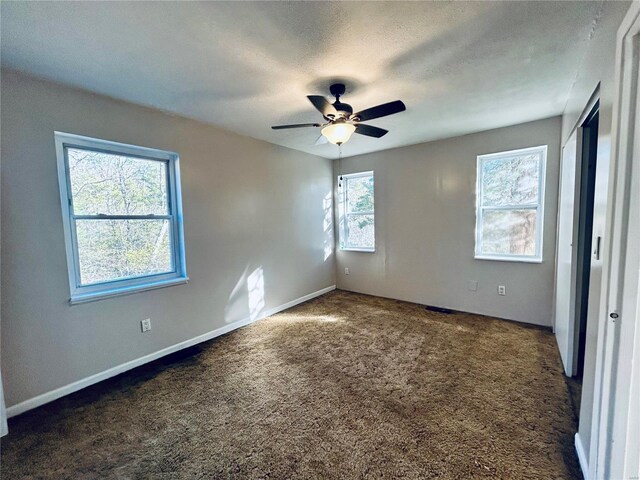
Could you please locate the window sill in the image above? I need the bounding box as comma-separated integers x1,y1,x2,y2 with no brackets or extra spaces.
340,247,376,253
474,255,542,264
69,276,189,305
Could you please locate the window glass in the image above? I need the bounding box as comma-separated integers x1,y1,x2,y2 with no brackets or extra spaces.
68,148,168,216
76,219,173,285
346,214,375,249
479,209,537,256
346,175,374,213
480,153,540,206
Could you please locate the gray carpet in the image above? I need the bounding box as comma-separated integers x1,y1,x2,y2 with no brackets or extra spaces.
1,290,581,479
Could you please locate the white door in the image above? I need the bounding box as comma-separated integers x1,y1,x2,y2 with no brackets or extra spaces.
555,131,578,375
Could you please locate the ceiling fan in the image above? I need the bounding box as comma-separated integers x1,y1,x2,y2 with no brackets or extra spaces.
272,83,406,146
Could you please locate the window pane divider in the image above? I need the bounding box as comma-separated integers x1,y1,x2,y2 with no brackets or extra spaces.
480,204,538,211
345,211,375,216
73,214,172,220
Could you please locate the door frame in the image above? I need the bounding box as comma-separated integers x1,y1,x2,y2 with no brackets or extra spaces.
574,103,600,379
588,3,640,478
553,87,600,377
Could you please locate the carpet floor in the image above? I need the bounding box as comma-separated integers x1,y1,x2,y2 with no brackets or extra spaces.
1,290,581,479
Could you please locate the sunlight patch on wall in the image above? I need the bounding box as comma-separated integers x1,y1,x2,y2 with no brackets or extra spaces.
247,266,265,321
323,192,334,261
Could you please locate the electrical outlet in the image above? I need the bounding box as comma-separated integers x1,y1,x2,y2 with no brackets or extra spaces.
498,285,506,296
141,318,151,332
468,280,478,292
344,267,350,275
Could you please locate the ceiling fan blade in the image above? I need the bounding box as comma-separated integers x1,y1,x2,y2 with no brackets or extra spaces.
307,95,338,118
314,134,328,145
353,100,406,122
272,123,321,130
355,124,388,138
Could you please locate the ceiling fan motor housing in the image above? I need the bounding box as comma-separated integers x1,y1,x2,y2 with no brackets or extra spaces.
333,102,353,117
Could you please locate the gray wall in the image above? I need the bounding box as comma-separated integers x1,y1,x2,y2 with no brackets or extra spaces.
559,1,632,463
1,70,335,408
334,117,561,327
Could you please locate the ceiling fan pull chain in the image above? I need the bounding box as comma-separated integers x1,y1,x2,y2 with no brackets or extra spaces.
339,144,343,187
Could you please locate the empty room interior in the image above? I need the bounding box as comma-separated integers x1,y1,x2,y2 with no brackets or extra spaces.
1,1,640,479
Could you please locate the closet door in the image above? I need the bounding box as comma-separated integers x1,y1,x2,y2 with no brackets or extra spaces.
554,130,578,375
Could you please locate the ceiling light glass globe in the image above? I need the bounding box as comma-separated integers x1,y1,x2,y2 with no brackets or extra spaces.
321,123,356,145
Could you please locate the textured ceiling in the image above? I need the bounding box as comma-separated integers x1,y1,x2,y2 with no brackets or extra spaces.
1,1,602,159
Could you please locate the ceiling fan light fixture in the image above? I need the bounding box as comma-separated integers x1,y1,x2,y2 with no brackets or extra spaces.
272,84,404,144
321,122,356,145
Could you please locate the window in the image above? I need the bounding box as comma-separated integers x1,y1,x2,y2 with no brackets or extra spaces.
338,171,375,252
475,145,547,262
55,132,188,303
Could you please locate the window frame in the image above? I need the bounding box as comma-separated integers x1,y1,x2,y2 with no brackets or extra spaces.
475,145,547,263
55,132,188,304
338,170,375,253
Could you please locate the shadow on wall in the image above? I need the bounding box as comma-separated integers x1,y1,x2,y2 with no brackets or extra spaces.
224,266,266,325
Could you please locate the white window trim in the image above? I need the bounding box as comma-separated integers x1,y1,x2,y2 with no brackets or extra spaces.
475,145,547,263
54,132,188,304
339,171,375,253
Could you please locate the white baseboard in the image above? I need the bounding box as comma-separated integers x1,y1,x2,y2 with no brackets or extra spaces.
7,285,336,418
575,432,589,480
